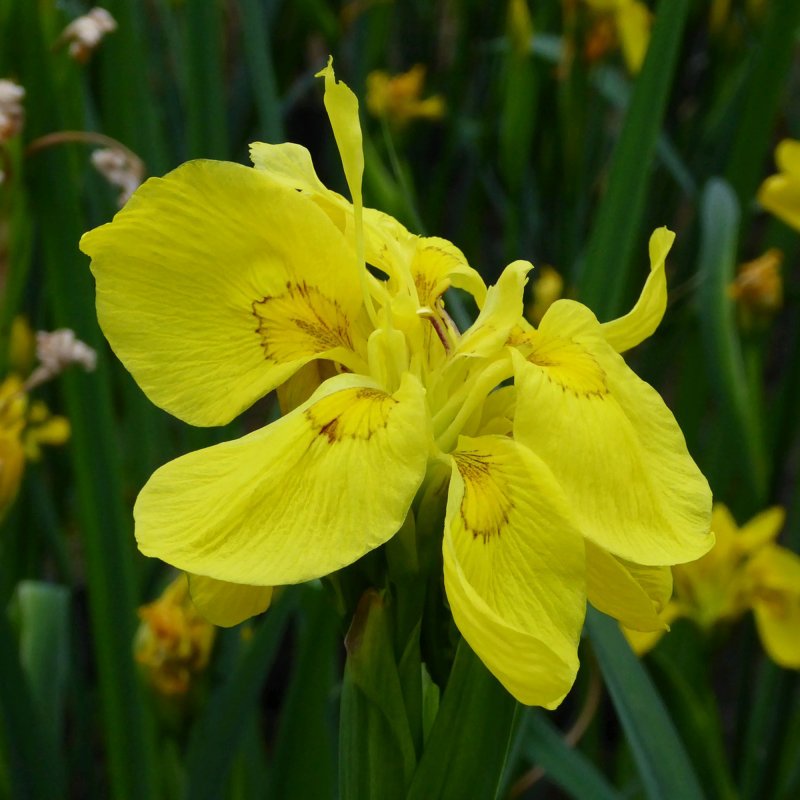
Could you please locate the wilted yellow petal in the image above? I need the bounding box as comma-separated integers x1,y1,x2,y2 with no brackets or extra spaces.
135,373,429,586
187,574,273,628
513,300,713,566
600,227,674,353
585,540,672,631
443,435,585,708
81,160,366,426
748,545,800,669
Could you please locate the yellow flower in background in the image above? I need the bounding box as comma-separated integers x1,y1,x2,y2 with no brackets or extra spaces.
758,139,800,231
366,65,445,126
135,574,216,696
527,265,563,325
81,58,712,708
584,0,651,73
625,504,800,669
729,248,783,327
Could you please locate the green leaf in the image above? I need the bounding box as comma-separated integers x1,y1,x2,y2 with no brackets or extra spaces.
586,608,705,800
514,709,623,800
696,178,767,506
15,581,70,735
578,0,690,318
184,592,294,800
405,640,518,800
0,609,63,799
269,585,339,800
339,590,416,800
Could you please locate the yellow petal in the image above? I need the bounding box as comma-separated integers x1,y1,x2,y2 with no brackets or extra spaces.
317,58,364,213
736,506,785,553
622,601,682,656
758,174,800,231
411,237,487,309
600,227,674,353
616,0,651,73
81,160,365,426
454,260,530,359
585,540,672,631
748,545,800,669
513,300,713,566
187,574,273,627
443,435,585,708
135,372,430,585
775,138,800,178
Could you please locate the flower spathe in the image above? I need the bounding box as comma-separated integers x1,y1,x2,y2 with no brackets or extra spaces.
81,58,712,708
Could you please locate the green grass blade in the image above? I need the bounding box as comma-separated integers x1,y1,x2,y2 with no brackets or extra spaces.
724,0,800,210
586,608,706,800
184,593,294,800
0,610,63,799
696,178,767,506
516,709,623,800
577,0,689,318
237,0,284,143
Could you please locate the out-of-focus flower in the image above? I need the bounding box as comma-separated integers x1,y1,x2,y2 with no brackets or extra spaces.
729,248,783,324
134,574,216,696
366,65,445,126
0,375,70,517
0,79,25,143
91,147,144,207
758,139,800,231
625,504,800,669
57,7,117,64
584,0,651,73
0,321,95,520
747,546,800,669
527,266,564,325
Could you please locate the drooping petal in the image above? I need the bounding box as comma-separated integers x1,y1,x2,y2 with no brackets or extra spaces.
442,435,585,708
135,373,430,585
513,300,713,566
600,227,674,353
585,540,672,631
748,545,800,669
622,601,682,656
81,160,366,426
188,574,273,627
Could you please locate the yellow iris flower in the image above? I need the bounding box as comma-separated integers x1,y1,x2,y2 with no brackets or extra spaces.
584,0,652,74
625,504,800,669
758,139,800,231
80,59,712,708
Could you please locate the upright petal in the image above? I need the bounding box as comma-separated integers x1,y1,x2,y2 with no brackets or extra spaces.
513,300,713,566
135,373,430,585
600,227,674,353
81,160,366,426
188,574,273,628
443,435,585,708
